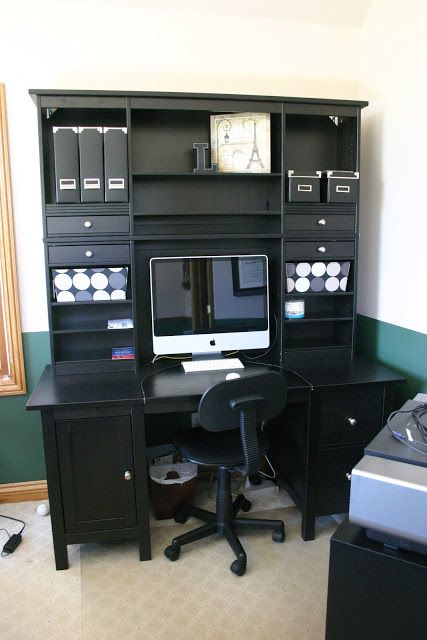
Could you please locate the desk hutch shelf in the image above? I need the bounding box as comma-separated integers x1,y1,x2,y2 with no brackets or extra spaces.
33,90,364,374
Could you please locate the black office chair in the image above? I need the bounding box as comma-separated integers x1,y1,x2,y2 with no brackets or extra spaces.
164,371,287,576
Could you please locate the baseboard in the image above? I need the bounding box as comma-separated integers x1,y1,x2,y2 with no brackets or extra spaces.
0,480,48,504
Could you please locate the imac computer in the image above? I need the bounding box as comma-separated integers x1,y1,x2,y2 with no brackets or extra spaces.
149,255,269,372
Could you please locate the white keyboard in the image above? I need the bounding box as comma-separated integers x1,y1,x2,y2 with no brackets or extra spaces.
182,358,245,373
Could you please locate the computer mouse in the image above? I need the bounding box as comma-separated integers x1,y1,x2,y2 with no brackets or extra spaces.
225,372,241,380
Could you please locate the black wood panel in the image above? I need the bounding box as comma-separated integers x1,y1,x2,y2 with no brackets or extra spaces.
315,445,364,506
47,215,129,236
51,301,132,331
284,214,355,234
318,388,384,446
46,203,130,215
284,114,357,172
284,320,353,350
48,243,130,265
56,414,136,534
133,175,281,215
26,366,144,410
285,240,355,260
133,212,281,237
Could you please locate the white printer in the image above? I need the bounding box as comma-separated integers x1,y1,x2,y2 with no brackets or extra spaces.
349,399,427,555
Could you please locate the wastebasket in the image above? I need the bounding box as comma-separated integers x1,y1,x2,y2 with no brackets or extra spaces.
149,462,198,520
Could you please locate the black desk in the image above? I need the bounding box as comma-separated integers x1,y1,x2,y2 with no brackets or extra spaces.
27,357,404,569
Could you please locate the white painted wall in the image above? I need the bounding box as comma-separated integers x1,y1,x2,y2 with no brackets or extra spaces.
1,1,360,332
357,0,427,334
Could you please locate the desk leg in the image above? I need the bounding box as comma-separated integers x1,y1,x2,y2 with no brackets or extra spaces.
301,512,315,541
41,411,69,570
52,537,69,570
132,405,152,561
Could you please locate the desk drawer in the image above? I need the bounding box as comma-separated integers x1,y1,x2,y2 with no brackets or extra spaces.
285,215,355,234
48,244,130,265
316,445,363,507
318,389,384,446
286,241,355,260
47,215,129,236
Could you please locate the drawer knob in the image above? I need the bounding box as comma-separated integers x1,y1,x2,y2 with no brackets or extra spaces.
346,472,352,481
347,417,358,427
317,218,327,226
84,220,93,228
317,246,326,253
85,250,94,258
124,470,132,481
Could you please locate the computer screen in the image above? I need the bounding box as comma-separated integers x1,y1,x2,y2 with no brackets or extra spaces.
150,255,269,356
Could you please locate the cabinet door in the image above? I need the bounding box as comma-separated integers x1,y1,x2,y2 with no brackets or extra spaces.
56,414,136,534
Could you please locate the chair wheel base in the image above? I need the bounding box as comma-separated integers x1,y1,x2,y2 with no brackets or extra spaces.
241,498,251,512
174,511,188,524
272,527,285,543
230,557,247,576
164,545,180,561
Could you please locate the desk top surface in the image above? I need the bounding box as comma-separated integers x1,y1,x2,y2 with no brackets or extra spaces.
294,358,405,389
26,356,405,412
26,362,306,411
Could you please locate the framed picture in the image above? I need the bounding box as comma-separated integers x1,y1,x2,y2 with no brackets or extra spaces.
232,257,267,296
210,112,271,173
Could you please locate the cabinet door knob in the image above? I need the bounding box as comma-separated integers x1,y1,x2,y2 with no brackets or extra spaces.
317,218,327,226
85,250,93,258
124,470,132,481
84,220,93,228
347,417,357,427
317,246,326,253
346,472,352,481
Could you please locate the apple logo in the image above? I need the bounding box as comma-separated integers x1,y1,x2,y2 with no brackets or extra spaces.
210,339,216,346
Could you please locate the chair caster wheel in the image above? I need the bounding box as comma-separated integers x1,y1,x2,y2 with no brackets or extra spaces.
164,545,180,561
272,527,285,543
174,511,188,524
241,498,252,512
230,557,247,576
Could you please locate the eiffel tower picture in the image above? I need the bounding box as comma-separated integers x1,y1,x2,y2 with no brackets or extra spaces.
245,119,265,170
210,112,270,173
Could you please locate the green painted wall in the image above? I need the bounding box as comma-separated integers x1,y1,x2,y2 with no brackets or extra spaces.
0,331,50,484
1,320,425,484
356,315,427,405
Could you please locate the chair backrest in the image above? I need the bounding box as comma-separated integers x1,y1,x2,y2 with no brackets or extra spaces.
197,371,287,475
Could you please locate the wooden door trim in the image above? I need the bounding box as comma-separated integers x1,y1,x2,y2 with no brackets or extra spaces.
0,83,26,395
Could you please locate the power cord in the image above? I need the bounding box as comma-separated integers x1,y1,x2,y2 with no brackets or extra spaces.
386,403,427,457
259,452,277,480
241,310,278,361
0,514,26,558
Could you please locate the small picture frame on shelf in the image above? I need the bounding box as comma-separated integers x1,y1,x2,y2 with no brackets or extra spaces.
232,256,267,296
210,112,271,173
286,262,350,293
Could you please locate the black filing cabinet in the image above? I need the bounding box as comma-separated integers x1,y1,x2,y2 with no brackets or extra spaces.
326,519,427,640
39,399,151,570
270,376,398,540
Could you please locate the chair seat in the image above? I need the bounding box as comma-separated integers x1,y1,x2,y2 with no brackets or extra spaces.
174,427,267,468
